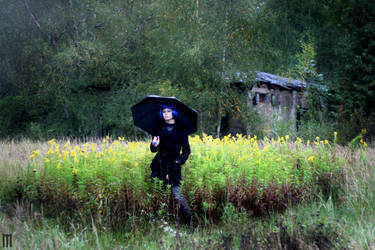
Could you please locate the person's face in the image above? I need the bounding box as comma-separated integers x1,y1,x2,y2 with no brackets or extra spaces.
162,108,173,121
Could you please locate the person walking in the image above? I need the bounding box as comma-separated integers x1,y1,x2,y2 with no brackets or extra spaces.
149,105,192,227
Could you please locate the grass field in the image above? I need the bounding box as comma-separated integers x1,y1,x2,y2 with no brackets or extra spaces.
0,134,374,249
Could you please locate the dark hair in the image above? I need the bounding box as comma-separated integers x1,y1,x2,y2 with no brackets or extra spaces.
159,105,178,119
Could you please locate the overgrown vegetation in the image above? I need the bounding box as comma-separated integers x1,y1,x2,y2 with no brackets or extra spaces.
0,137,373,249
0,134,343,226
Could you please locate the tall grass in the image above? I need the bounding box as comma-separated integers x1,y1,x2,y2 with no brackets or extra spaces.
2,134,344,225
0,137,373,249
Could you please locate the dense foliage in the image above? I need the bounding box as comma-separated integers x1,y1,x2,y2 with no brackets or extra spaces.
0,0,374,140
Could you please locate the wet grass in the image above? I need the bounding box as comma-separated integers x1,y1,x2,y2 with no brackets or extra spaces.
0,139,374,249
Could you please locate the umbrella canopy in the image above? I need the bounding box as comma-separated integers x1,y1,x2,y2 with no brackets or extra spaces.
131,95,198,136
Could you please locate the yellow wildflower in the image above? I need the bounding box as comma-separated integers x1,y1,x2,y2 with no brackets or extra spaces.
361,129,367,134
57,163,61,170
48,138,56,144
72,168,78,175
308,156,314,162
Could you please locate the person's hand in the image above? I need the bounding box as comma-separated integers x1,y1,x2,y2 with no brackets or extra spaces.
152,136,160,147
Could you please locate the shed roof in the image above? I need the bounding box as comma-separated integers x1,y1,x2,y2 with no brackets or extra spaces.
255,72,306,91
228,71,327,92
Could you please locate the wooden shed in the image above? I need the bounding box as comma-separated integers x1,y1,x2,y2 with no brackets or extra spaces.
222,71,309,136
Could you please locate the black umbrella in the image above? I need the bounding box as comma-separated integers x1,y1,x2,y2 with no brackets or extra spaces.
131,95,198,136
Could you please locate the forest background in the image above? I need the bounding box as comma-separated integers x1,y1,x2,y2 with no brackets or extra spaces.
0,0,374,143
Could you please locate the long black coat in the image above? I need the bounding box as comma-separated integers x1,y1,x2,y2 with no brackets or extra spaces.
149,123,191,187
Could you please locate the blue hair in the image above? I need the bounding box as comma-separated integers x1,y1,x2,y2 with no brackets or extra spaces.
160,105,178,119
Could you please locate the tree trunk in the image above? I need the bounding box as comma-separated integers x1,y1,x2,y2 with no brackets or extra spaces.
216,106,221,138
196,0,200,23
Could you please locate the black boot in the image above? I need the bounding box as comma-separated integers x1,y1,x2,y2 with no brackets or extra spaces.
171,186,194,232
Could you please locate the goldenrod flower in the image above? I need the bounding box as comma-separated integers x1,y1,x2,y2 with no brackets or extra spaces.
48,138,56,144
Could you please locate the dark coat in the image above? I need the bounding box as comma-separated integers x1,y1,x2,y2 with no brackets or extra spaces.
149,123,191,187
